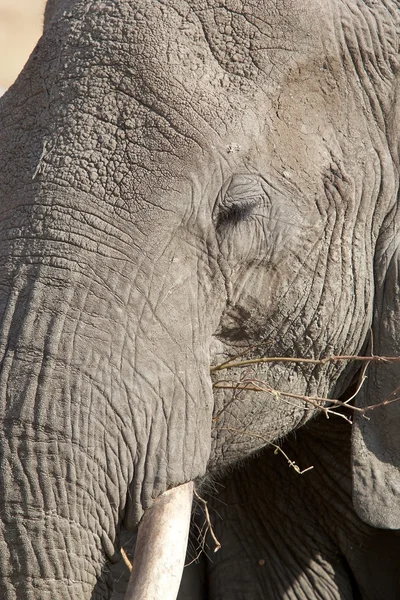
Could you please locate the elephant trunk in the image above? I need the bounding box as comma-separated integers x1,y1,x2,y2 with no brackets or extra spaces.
0,248,212,597
125,482,193,600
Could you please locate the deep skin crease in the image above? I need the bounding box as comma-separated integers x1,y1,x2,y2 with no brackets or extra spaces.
0,0,399,598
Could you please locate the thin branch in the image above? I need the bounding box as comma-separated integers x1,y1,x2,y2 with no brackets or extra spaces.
193,490,221,553
341,358,370,406
121,547,133,573
185,520,209,567
272,443,314,474
210,354,397,373
211,344,260,372
364,395,400,411
212,379,366,414
214,426,314,474
212,369,254,422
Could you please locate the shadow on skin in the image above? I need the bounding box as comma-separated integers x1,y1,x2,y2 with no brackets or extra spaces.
175,415,400,600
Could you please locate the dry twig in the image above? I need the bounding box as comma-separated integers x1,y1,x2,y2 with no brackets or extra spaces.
121,546,133,573
272,444,314,474
214,426,314,475
185,518,210,567
211,345,400,419
193,489,221,553
210,353,399,373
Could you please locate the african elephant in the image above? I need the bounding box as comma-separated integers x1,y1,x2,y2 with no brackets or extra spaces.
0,0,399,598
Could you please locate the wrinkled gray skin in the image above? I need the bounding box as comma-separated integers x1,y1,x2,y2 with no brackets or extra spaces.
0,0,399,598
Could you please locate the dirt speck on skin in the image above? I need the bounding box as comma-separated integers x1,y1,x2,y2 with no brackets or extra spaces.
0,0,43,90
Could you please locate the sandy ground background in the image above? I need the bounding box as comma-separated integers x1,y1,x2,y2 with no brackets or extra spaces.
0,0,45,93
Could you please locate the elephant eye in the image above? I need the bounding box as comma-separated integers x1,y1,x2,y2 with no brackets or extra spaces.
216,200,257,228
215,174,266,230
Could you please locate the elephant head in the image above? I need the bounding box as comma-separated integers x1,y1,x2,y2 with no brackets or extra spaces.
0,0,399,597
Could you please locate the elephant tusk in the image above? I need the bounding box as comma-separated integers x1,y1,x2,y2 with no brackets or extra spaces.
124,481,193,600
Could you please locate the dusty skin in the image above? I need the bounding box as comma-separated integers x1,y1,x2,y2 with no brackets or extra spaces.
0,1,400,599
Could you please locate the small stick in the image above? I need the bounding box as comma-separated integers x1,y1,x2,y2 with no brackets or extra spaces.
212,380,366,412
193,490,221,553
272,443,314,474
210,354,397,373
121,547,133,573
215,426,313,475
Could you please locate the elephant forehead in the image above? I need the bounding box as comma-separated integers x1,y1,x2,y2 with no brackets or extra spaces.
34,0,398,219
53,1,327,87
192,0,327,77
51,0,399,89
40,1,336,163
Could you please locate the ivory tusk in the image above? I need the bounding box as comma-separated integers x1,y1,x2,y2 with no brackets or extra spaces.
124,481,194,600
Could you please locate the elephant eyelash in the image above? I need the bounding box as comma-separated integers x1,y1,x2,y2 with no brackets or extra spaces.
216,200,257,229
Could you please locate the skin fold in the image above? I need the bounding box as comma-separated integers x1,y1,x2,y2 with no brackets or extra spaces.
0,0,399,598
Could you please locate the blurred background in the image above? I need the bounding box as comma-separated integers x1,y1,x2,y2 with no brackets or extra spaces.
0,0,44,94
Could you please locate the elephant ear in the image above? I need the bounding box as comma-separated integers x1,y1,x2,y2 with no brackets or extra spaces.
352,240,400,529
